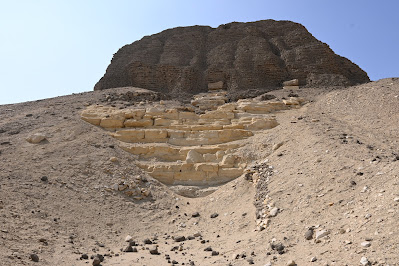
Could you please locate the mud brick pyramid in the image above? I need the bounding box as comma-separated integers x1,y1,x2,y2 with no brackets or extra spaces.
81,84,304,186
94,20,369,95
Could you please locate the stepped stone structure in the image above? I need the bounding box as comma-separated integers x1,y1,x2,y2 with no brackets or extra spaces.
94,20,369,96
81,87,305,186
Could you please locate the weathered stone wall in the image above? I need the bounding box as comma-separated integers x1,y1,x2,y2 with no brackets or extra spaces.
81,89,305,186
94,20,369,95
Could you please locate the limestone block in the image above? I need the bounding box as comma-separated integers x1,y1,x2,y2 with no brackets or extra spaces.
198,118,231,125
178,111,198,120
145,129,168,139
220,154,236,167
146,106,165,116
215,150,225,160
200,110,234,119
234,112,261,119
283,85,300,90
124,118,153,127
189,125,223,131
283,98,300,105
81,106,107,125
218,129,253,142
237,101,287,114
203,154,217,162
223,124,245,129
245,118,279,130
180,143,240,156
218,168,243,178
168,138,208,146
136,161,152,171
208,81,224,90
283,79,299,86
122,109,145,119
186,150,204,163
154,118,172,126
217,103,237,111
195,163,219,172
119,143,151,155
81,116,101,125
167,130,184,139
100,118,125,128
206,170,219,179
120,143,183,161
159,109,179,120
191,99,226,108
174,171,206,182
150,171,174,184
143,114,154,120
111,129,145,142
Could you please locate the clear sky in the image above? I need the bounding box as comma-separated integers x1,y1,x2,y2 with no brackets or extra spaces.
1,0,398,105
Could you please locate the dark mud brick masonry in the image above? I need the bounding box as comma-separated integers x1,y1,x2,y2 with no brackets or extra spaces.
94,20,369,95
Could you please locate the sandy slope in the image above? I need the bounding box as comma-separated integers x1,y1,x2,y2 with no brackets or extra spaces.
0,78,398,265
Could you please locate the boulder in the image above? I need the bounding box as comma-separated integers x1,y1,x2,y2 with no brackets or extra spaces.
26,133,46,144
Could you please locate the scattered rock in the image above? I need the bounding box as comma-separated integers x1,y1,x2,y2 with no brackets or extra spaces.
247,258,255,264
125,235,132,242
360,257,370,265
361,241,371,247
149,246,160,255
174,235,185,242
310,257,317,262
41,176,48,182
211,250,219,256
30,254,39,262
92,256,101,266
193,232,201,237
204,247,212,251
305,228,314,240
315,229,329,240
80,254,89,260
143,238,153,244
123,245,134,252
286,260,296,266
269,207,279,217
26,133,46,144
270,243,285,254
110,157,118,162
272,142,284,151
192,212,200,217
210,213,219,218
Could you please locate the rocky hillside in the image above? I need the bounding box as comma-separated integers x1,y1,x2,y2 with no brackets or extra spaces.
94,20,369,96
1,79,398,265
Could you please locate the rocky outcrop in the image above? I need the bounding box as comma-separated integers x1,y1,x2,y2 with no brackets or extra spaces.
94,20,369,96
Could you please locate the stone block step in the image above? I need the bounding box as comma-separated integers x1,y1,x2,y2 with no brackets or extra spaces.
136,161,244,185
119,142,242,162
111,128,253,146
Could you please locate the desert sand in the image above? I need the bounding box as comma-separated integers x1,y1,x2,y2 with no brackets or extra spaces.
1,78,398,265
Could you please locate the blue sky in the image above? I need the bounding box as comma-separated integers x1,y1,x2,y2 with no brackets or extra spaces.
0,0,398,104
